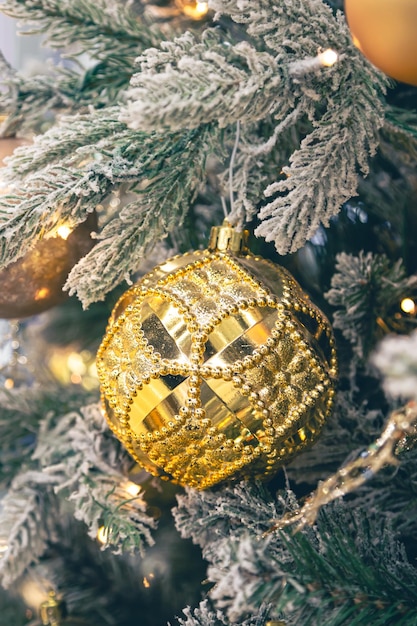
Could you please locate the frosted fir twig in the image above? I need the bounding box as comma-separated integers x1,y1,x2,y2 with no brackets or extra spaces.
173,600,271,626
121,31,283,131
33,403,157,554
0,0,161,62
65,123,221,305
325,252,417,360
175,483,417,624
122,0,387,253
0,0,169,132
267,402,417,534
0,484,55,588
0,105,220,305
0,106,127,178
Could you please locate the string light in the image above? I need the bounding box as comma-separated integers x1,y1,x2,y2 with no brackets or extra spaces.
289,48,339,77
97,525,109,545
142,573,155,588
401,297,416,315
56,224,72,240
175,0,209,20
318,48,338,67
122,481,141,498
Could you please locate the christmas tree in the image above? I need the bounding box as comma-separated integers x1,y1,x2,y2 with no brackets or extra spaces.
1,1,417,624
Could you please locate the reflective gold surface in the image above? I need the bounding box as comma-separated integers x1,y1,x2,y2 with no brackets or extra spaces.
0,213,97,319
97,226,337,489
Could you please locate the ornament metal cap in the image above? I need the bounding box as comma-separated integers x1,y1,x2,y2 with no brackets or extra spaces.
39,591,62,626
208,220,249,254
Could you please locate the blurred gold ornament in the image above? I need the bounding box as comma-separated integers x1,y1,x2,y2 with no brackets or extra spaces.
39,591,62,626
175,0,209,20
345,0,417,86
0,134,97,318
0,212,97,319
27,590,92,626
97,221,337,489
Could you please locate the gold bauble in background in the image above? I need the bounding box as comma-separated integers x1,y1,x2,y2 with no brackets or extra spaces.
0,135,97,319
345,0,417,86
0,213,97,319
97,222,337,490
27,590,93,626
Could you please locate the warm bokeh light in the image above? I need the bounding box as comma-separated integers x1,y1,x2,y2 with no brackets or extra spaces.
56,225,72,240
318,48,338,67
401,297,416,315
123,481,141,497
142,573,155,588
35,287,50,300
176,0,209,20
97,526,109,544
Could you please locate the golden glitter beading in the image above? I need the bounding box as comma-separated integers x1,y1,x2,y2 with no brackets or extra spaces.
97,222,337,489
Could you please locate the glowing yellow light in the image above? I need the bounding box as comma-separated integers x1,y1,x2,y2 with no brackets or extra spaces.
177,0,209,19
4,378,14,390
318,48,338,67
97,526,109,544
143,573,155,588
0,542,8,553
35,287,50,300
56,225,72,240
401,297,416,315
67,352,87,376
123,481,141,497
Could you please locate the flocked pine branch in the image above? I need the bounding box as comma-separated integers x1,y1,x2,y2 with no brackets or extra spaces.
174,484,417,625
0,481,56,588
0,0,169,134
32,402,157,554
0,391,157,588
0,107,220,305
0,0,161,63
173,600,271,626
121,0,387,252
0,384,90,485
325,252,417,360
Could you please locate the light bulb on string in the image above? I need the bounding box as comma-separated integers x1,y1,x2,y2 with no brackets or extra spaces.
317,48,339,67
96,525,109,545
289,48,339,77
401,297,416,315
175,0,209,20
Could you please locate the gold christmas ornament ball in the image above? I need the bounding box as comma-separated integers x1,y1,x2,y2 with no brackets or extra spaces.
0,213,97,319
28,590,93,626
345,0,417,86
97,222,337,489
